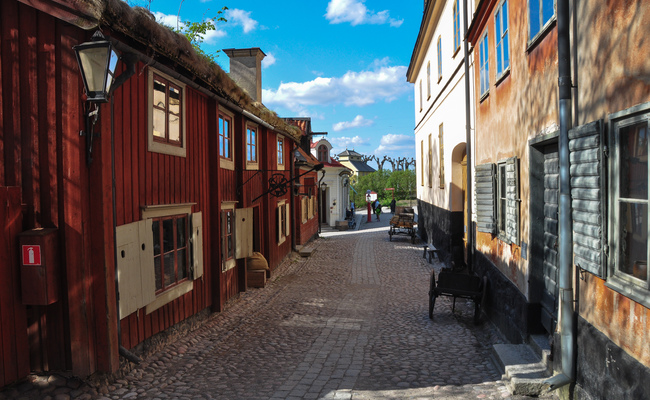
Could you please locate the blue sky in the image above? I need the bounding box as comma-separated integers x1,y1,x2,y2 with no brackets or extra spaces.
130,0,422,161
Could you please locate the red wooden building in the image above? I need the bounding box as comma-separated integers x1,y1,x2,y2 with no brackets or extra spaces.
0,0,309,388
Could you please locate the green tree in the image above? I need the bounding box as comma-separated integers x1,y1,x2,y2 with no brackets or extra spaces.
172,3,228,63
350,169,416,207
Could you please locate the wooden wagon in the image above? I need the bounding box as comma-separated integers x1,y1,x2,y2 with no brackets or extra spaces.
388,211,417,244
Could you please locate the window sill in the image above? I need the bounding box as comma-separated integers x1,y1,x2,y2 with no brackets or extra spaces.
526,17,557,53
222,258,236,272
495,68,510,86
146,280,193,315
605,275,650,310
452,46,461,59
220,157,234,171
246,162,259,170
149,139,187,158
479,90,490,103
276,164,285,171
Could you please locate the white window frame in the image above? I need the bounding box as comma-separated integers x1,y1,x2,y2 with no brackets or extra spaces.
277,135,285,170
453,0,461,55
277,200,290,244
606,104,650,307
479,30,490,98
528,0,556,45
495,0,510,80
147,69,187,157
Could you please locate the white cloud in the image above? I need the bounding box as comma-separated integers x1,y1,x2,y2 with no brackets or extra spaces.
373,134,413,155
262,53,276,69
332,115,374,131
154,11,183,30
329,135,370,150
201,28,227,43
226,9,258,33
325,0,403,27
263,60,409,112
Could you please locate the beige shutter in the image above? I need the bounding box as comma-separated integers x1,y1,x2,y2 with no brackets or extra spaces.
117,220,155,320
235,208,253,259
191,212,204,279
285,203,291,237
277,205,282,242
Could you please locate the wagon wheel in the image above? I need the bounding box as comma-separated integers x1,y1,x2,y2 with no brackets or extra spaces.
473,276,488,325
389,228,393,241
428,270,437,319
411,229,416,244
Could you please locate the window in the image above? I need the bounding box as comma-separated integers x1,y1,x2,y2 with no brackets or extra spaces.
318,145,328,163
495,0,509,78
437,36,442,82
117,204,203,316
428,134,433,188
608,107,650,304
479,31,490,97
496,157,519,244
219,109,234,170
421,140,424,186
453,0,461,53
221,208,235,271
152,214,189,292
277,136,284,168
528,0,555,42
439,124,445,189
246,124,258,168
419,80,423,111
148,69,186,157
427,61,431,99
277,201,290,244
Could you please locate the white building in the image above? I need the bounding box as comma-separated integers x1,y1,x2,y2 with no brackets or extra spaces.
311,138,352,227
406,0,476,261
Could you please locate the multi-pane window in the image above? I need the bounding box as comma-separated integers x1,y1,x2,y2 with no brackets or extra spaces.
222,209,234,261
611,113,650,289
152,74,182,146
277,137,284,165
419,80,423,111
437,36,442,82
528,0,555,41
453,0,461,52
152,214,189,292
219,113,232,160
479,31,490,96
495,0,509,77
247,126,257,163
277,202,290,244
439,124,445,189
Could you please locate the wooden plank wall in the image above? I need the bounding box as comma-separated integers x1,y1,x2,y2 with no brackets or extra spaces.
114,65,212,350
0,1,92,382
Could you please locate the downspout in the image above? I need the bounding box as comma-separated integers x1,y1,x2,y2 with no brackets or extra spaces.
544,0,575,391
463,0,473,271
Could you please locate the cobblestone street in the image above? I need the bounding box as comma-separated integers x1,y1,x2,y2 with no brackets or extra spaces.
2,212,557,400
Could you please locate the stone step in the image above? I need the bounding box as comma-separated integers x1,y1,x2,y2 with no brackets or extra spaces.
491,343,552,396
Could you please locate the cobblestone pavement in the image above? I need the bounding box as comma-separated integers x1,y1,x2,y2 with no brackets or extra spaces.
2,211,558,400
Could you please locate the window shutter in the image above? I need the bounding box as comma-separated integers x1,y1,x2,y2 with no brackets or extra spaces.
191,212,204,279
116,220,155,319
506,157,520,245
235,208,253,259
220,210,226,263
277,206,282,243
475,163,496,234
569,120,605,277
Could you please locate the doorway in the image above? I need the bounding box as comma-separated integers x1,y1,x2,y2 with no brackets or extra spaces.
530,140,560,334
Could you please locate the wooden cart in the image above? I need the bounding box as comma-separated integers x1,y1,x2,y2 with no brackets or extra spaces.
389,213,417,244
428,268,487,324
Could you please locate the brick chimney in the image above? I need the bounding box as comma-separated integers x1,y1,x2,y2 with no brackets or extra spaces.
223,48,266,102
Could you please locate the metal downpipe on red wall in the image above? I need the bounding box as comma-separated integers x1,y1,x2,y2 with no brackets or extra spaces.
544,0,575,391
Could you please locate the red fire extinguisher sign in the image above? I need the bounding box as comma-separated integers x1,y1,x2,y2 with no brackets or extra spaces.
22,245,42,266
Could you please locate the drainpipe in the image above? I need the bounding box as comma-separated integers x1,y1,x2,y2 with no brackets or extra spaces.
544,0,575,391
290,142,296,251
463,0,473,271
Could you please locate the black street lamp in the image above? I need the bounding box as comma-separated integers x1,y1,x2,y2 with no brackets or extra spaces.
73,31,120,103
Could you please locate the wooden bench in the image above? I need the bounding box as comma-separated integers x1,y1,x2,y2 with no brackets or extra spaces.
422,245,440,263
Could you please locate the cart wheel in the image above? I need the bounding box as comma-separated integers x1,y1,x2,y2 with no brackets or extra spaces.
428,271,437,319
411,232,416,244
389,231,393,241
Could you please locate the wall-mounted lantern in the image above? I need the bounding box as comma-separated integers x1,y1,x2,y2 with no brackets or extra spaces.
73,31,120,103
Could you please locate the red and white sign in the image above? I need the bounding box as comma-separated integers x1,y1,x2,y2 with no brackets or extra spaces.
22,245,42,266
